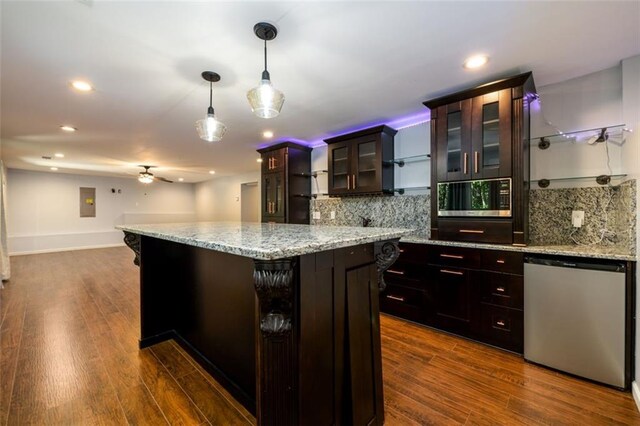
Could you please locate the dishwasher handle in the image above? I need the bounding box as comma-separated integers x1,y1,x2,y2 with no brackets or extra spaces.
524,256,626,273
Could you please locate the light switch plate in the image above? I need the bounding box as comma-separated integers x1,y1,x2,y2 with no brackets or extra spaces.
330,211,336,220
313,211,321,220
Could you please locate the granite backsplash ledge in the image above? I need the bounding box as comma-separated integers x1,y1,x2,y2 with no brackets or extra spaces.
310,194,430,230
529,179,636,253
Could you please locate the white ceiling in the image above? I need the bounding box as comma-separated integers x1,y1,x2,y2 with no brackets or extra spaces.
2,1,639,183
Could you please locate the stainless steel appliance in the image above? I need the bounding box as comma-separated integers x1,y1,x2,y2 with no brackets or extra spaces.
524,256,627,388
437,177,511,217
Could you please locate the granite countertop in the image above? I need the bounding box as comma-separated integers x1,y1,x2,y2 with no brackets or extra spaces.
117,222,412,260
401,233,636,261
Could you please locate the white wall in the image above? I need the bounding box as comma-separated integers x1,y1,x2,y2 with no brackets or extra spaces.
7,169,196,254
621,55,640,406
194,171,260,222
311,122,431,198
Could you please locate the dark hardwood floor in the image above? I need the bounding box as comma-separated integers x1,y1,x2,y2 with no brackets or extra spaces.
1,247,639,425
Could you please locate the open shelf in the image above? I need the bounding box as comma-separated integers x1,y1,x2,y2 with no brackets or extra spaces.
532,124,631,148
385,154,431,167
534,174,627,188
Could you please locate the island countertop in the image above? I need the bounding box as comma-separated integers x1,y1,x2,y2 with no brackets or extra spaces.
117,222,412,260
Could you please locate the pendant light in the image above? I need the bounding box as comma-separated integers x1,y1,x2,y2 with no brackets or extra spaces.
247,22,285,119
196,71,227,142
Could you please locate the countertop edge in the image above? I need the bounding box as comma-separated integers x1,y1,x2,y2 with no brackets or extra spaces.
400,236,636,262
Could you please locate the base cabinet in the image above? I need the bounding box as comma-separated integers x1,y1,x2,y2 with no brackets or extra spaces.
380,242,524,353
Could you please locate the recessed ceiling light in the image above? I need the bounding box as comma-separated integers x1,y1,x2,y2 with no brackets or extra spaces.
262,130,274,139
50,167,59,171
54,153,65,158
70,80,93,92
463,54,489,69
178,178,184,182
256,158,263,163
209,170,216,175
60,125,77,132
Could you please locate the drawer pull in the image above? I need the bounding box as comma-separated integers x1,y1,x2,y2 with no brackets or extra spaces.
496,320,506,327
495,286,506,293
399,249,405,253
440,269,464,276
496,259,505,264
459,229,485,234
440,254,464,259
387,269,405,275
386,295,405,302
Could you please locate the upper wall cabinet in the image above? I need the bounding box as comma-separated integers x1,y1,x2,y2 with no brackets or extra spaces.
432,89,512,182
324,125,397,196
424,72,536,246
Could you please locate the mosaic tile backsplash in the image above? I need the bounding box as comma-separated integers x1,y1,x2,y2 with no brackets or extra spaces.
529,179,636,253
310,194,430,230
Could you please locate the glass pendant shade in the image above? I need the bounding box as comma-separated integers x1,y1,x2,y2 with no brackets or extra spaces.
247,78,285,119
196,111,227,142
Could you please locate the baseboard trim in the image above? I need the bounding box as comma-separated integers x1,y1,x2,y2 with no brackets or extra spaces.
9,243,125,256
632,381,640,412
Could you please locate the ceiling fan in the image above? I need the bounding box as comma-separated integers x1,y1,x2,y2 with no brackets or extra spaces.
138,165,173,184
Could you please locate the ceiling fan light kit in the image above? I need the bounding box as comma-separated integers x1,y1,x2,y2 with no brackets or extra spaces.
196,71,227,142
247,22,285,119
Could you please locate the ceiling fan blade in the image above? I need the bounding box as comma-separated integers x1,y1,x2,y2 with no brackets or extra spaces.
156,176,174,183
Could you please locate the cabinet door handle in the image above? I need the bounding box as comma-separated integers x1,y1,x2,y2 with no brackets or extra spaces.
267,202,271,214
272,157,277,169
352,174,356,189
387,269,405,275
270,158,274,169
440,269,464,276
474,151,479,174
495,286,506,293
459,229,485,234
496,320,506,327
496,259,505,264
463,152,468,174
440,253,464,259
386,295,405,302
347,175,350,190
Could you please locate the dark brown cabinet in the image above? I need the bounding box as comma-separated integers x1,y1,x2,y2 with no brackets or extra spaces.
325,125,396,196
380,243,524,353
257,142,311,224
425,72,536,245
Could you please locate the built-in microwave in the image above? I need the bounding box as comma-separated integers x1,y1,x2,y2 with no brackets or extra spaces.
437,178,511,217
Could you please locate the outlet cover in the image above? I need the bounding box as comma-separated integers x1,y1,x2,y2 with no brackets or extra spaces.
330,211,336,220
571,210,584,228
313,211,321,220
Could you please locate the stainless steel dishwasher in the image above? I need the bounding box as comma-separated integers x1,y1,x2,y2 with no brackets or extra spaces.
524,255,627,388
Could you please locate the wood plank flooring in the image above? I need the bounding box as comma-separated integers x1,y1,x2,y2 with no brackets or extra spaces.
1,247,639,425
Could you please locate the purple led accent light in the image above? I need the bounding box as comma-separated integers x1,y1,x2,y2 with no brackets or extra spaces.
255,110,431,150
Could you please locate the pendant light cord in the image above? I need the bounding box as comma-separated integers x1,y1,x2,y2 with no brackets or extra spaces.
264,39,268,72
209,81,213,108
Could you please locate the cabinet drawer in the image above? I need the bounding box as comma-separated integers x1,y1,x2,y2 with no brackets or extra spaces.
481,250,523,274
380,284,424,323
397,242,430,263
438,219,512,244
427,245,480,269
480,272,523,309
478,304,523,353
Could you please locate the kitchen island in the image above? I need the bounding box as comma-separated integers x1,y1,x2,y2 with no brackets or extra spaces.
117,222,410,426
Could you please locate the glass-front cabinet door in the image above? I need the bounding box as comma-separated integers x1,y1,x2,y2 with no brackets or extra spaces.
471,89,512,178
262,172,285,220
328,142,350,194
436,100,471,182
351,136,380,193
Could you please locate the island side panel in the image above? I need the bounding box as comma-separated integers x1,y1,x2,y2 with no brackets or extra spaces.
139,236,256,412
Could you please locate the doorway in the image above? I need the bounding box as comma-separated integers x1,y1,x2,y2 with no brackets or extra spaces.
240,182,259,222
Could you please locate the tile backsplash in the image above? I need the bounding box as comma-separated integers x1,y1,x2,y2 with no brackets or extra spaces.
529,179,636,252
311,179,636,254
310,194,429,230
